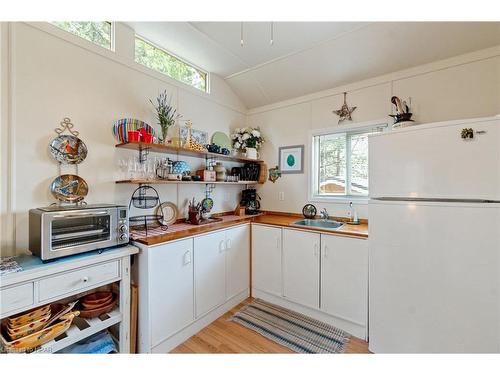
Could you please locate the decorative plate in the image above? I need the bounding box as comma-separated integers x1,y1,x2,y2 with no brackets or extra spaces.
156,201,179,226
211,131,232,150
112,118,156,143
201,197,214,212
50,174,89,203
48,135,88,164
171,160,191,175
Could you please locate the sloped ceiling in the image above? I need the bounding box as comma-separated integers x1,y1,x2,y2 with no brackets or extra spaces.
126,22,500,109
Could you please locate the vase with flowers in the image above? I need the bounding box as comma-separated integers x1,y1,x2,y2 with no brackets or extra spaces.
150,90,182,144
231,127,265,160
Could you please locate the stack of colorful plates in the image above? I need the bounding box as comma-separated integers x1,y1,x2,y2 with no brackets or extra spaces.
112,118,156,143
0,302,79,352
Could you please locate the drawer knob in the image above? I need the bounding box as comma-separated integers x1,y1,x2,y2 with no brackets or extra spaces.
82,277,89,283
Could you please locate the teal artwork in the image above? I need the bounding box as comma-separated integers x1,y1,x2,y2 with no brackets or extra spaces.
279,145,304,174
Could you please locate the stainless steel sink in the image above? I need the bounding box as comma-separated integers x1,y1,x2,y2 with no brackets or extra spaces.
292,219,345,231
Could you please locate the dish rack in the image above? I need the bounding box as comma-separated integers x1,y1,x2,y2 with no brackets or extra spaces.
128,185,168,236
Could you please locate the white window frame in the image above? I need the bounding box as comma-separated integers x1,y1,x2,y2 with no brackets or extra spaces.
50,21,115,51
308,119,388,204
134,35,210,93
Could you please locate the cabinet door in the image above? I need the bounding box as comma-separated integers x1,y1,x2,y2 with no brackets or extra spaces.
321,234,368,325
226,225,250,299
251,224,282,296
282,229,320,309
194,230,226,318
149,238,194,346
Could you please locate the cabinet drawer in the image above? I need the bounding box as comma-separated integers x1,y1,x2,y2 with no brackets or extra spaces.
1,283,34,316
38,261,119,301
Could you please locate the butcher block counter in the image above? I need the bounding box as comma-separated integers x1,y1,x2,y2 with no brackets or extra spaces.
131,212,368,246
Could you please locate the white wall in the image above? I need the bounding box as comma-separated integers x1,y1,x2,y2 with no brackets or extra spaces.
1,22,247,256
247,46,500,219
2,22,499,257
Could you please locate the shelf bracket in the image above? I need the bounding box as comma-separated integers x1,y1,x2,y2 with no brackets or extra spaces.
138,146,150,164
205,183,215,198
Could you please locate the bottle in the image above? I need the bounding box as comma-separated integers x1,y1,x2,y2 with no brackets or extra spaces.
349,201,360,224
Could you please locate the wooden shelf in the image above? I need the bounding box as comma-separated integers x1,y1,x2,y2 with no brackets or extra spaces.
115,141,264,164
116,179,260,185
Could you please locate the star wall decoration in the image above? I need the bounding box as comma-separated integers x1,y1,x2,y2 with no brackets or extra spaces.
333,92,356,124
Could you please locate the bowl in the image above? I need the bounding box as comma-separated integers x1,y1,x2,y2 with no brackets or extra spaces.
81,292,113,307
78,295,117,319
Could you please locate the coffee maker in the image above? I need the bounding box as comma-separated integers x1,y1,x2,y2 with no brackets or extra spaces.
240,188,261,215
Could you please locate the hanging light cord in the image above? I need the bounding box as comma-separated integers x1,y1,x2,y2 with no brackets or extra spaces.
239,22,274,47
240,22,244,47
270,22,274,45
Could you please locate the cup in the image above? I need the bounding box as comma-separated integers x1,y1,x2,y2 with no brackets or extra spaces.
142,133,153,144
127,130,140,142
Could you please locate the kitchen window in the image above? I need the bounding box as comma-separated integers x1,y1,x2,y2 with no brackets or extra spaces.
310,122,386,201
135,36,208,92
51,22,113,50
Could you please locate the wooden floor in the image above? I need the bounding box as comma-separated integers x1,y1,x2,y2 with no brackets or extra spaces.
171,298,370,354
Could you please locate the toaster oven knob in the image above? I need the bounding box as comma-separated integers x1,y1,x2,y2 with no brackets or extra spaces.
119,224,128,233
120,233,128,242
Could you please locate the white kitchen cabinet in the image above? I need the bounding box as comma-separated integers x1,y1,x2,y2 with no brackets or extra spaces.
194,230,227,318
252,224,282,296
136,225,250,353
282,229,320,309
225,225,250,299
149,238,194,347
320,234,368,327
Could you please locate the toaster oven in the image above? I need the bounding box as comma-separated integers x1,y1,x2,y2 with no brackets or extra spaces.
29,204,129,261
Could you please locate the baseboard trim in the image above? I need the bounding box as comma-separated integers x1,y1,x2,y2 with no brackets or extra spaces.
252,288,367,340
150,289,249,353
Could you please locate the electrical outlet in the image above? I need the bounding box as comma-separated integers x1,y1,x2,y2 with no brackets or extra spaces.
223,192,230,202
278,192,285,201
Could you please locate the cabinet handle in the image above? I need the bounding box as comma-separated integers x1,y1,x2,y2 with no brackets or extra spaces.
82,276,89,283
314,243,319,257
276,237,280,249
226,238,232,250
323,245,328,258
219,240,226,253
183,250,192,265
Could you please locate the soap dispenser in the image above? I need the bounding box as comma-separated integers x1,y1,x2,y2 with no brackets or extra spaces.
349,201,360,225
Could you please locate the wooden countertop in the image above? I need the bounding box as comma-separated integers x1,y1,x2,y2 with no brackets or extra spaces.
252,214,368,239
132,212,368,246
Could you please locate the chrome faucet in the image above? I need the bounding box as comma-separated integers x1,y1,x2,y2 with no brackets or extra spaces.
320,208,329,220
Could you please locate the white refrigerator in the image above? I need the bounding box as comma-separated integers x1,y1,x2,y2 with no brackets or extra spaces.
368,116,500,353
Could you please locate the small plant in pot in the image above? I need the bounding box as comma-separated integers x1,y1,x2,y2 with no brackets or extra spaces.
150,90,181,144
231,127,265,160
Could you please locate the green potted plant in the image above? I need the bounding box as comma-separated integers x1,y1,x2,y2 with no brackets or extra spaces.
150,90,181,144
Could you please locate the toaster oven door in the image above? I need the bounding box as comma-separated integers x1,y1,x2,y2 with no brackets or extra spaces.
43,209,118,259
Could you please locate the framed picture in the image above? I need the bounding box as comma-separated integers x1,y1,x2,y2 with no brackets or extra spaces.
279,145,304,174
180,126,208,145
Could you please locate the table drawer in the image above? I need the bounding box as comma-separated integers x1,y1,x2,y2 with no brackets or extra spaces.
1,283,34,316
38,260,119,301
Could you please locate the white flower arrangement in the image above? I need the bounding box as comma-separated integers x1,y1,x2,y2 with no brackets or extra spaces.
231,127,265,151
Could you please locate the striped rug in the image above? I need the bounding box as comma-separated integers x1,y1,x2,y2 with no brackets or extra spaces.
230,299,350,353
